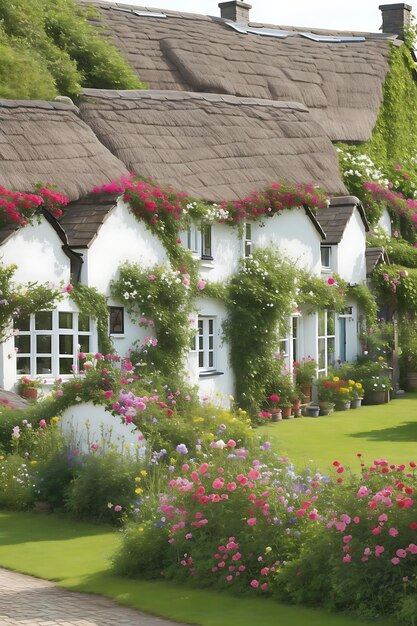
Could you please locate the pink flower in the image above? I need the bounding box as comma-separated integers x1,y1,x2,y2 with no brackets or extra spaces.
389,527,398,537
250,580,259,588
147,274,156,281
227,439,236,448
391,557,400,565
64,283,73,293
103,390,113,399
39,419,47,429
114,505,122,512
327,277,335,285
212,477,225,490
197,279,206,290
247,517,257,526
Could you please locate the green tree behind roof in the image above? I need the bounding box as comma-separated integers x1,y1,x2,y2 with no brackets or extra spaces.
0,0,144,100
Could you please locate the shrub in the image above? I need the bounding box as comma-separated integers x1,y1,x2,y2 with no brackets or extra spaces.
65,451,140,523
0,455,36,509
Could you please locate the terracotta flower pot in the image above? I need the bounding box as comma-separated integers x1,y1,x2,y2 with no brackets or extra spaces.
21,387,38,399
281,406,293,419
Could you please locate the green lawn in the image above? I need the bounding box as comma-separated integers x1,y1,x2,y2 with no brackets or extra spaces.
0,511,395,626
261,393,417,472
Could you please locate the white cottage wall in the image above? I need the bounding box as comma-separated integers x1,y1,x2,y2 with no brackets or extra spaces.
0,219,73,390
187,297,234,407
336,210,367,284
85,200,169,294
199,223,241,283
0,219,70,285
252,208,322,274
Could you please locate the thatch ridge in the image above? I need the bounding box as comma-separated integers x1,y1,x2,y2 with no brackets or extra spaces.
82,0,393,142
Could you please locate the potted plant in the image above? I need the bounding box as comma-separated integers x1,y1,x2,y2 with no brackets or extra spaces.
349,379,364,409
280,400,293,419
294,358,317,402
17,376,42,399
362,375,392,405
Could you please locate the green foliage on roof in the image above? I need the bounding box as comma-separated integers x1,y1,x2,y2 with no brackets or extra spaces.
367,42,417,166
0,0,144,100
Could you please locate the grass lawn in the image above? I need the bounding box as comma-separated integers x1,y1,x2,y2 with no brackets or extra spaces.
0,510,395,626
261,393,417,472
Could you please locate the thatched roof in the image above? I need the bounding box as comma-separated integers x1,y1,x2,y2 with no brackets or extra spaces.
83,0,395,142
0,100,129,202
79,89,347,199
316,196,369,243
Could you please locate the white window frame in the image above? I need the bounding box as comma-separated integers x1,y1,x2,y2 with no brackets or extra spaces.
180,223,213,260
321,246,332,270
317,309,336,376
279,314,301,373
244,222,252,258
197,316,216,372
15,310,95,380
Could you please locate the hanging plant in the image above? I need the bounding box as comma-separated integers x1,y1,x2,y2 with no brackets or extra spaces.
69,283,113,355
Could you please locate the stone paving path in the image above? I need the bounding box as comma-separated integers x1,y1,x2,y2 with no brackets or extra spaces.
0,568,192,626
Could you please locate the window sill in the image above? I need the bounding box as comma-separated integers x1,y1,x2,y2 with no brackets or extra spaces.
110,333,126,338
200,258,215,269
199,370,224,378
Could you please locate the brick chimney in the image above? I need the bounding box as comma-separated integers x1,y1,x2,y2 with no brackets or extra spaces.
379,3,412,39
218,1,252,22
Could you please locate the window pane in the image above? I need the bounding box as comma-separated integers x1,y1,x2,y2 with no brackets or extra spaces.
209,352,214,367
327,313,335,336
59,312,73,329
321,247,331,267
59,358,74,375
202,226,212,257
78,314,90,332
15,315,29,331
78,335,90,353
15,335,30,354
318,310,325,336
245,223,252,240
36,335,51,354
198,352,204,367
37,357,51,374
109,307,124,334
17,357,30,375
209,319,213,334
327,338,335,366
209,336,213,350
318,338,325,370
244,241,252,257
35,311,52,330
59,335,73,355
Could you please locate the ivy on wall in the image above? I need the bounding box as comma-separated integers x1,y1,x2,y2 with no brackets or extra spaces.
69,283,113,355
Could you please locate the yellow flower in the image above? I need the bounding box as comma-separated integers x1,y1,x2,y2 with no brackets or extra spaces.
348,380,355,386
135,487,144,495
51,416,60,424
193,417,204,424
170,458,176,465
30,460,38,466
333,376,340,382
378,356,384,361
356,383,363,389
135,476,142,482
140,470,147,477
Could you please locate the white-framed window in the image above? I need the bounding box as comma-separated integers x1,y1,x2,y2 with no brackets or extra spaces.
14,310,93,379
317,310,336,376
321,246,332,269
180,223,199,254
244,222,252,258
201,225,212,259
197,316,216,371
279,315,300,371
180,224,212,259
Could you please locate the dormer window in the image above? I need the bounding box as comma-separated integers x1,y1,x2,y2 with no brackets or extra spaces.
321,246,332,269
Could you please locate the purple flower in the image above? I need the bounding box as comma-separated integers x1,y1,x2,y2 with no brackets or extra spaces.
176,443,188,455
